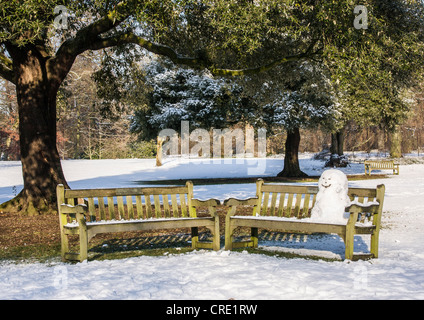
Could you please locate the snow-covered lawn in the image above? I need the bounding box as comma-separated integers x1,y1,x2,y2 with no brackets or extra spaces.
1,155,424,300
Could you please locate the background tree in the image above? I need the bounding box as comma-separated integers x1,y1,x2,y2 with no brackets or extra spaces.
250,61,338,177
0,79,19,160
128,58,255,140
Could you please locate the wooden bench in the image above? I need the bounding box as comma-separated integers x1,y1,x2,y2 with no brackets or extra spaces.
224,179,385,261
57,181,220,262
364,160,399,175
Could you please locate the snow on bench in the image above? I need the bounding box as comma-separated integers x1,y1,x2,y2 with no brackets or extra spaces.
57,182,220,262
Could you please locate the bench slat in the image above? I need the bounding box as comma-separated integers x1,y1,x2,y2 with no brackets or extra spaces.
303,194,311,218
261,192,270,215
270,192,277,216
277,193,285,217
163,194,171,217
180,194,187,217
145,195,152,218
126,195,134,219
117,196,125,219
262,184,318,194
294,194,302,217
171,194,179,217
107,197,115,220
64,186,188,198
98,197,106,220
87,197,96,221
285,193,294,217
153,194,161,218
135,195,143,219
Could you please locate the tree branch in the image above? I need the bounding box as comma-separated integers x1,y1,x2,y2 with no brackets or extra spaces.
0,54,15,84
48,2,129,84
87,32,322,77
0,45,15,84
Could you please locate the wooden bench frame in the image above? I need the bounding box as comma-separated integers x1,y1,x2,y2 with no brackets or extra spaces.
224,180,385,261
364,160,399,175
57,181,220,262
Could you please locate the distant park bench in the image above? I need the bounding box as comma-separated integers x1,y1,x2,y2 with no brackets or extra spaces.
224,180,385,261
57,182,220,262
364,160,399,175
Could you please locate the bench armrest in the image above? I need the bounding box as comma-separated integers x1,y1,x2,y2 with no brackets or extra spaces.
191,198,221,207
345,203,380,214
223,197,258,206
345,202,381,227
59,203,87,214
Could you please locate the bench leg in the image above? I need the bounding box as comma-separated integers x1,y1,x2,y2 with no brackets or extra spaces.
225,207,237,250
344,212,358,260
212,214,220,251
251,227,258,248
77,213,88,262
225,224,235,251
191,227,199,249
60,231,70,262
370,231,379,258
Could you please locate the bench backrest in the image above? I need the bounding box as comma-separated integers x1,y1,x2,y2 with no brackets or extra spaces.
57,181,196,222
253,180,385,220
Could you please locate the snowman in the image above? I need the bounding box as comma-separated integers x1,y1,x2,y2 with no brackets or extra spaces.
311,169,351,223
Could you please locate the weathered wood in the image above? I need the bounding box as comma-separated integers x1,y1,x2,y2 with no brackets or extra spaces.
171,194,179,217
117,196,125,219
135,195,143,219
64,186,189,198
277,193,285,217
57,182,220,262
98,197,106,220
107,196,115,220
153,194,161,218
223,198,258,206
163,194,170,217
145,195,152,218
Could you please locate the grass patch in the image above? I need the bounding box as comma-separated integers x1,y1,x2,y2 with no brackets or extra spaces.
0,243,61,263
89,247,195,261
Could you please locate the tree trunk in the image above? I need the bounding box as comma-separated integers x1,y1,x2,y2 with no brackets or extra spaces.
326,128,348,167
390,125,402,158
277,128,307,177
330,129,345,156
0,46,70,215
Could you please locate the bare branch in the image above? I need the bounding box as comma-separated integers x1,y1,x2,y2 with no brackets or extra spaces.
49,3,129,83
86,32,321,77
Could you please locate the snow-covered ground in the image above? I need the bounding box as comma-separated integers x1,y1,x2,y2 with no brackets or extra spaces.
1,154,424,300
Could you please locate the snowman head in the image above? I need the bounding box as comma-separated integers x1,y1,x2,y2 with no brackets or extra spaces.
318,169,348,193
